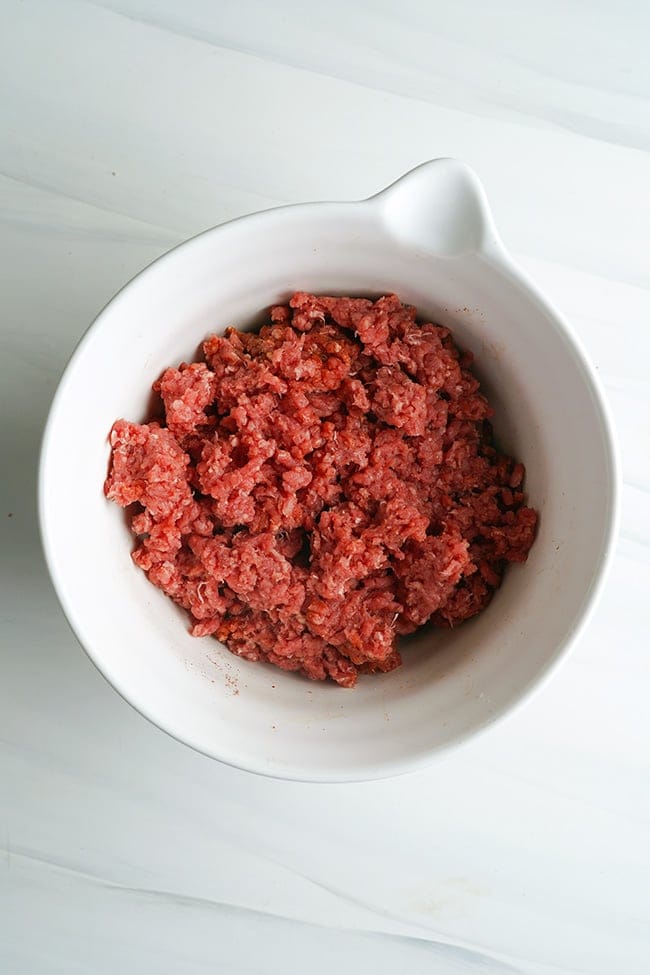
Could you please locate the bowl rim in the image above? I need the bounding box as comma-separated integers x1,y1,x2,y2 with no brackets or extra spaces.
38,160,621,782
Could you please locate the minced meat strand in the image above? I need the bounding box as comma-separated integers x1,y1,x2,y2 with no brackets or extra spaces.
105,293,538,687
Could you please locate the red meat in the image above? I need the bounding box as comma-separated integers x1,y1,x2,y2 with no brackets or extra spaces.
105,293,537,686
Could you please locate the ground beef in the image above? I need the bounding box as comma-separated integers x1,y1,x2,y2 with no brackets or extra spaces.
105,293,538,687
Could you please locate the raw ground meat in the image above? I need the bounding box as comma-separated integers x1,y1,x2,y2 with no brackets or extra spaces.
105,293,538,687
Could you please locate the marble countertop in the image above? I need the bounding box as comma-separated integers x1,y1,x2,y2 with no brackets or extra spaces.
2,2,649,972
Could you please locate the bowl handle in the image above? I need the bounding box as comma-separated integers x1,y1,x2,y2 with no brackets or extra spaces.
370,158,503,259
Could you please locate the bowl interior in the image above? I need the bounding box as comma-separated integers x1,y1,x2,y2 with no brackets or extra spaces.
40,201,616,780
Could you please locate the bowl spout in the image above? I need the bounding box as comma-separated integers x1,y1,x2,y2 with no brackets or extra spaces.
372,158,502,259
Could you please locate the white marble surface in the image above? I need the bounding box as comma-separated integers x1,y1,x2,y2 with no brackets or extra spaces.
1,1,649,971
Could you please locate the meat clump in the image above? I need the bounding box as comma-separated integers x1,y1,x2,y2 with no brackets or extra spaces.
105,293,538,687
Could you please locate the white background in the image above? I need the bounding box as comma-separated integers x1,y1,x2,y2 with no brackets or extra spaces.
1,2,649,972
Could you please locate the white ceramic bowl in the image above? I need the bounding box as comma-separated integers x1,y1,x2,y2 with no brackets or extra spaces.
39,159,619,782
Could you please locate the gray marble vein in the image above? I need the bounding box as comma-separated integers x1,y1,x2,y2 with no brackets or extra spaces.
87,0,650,151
